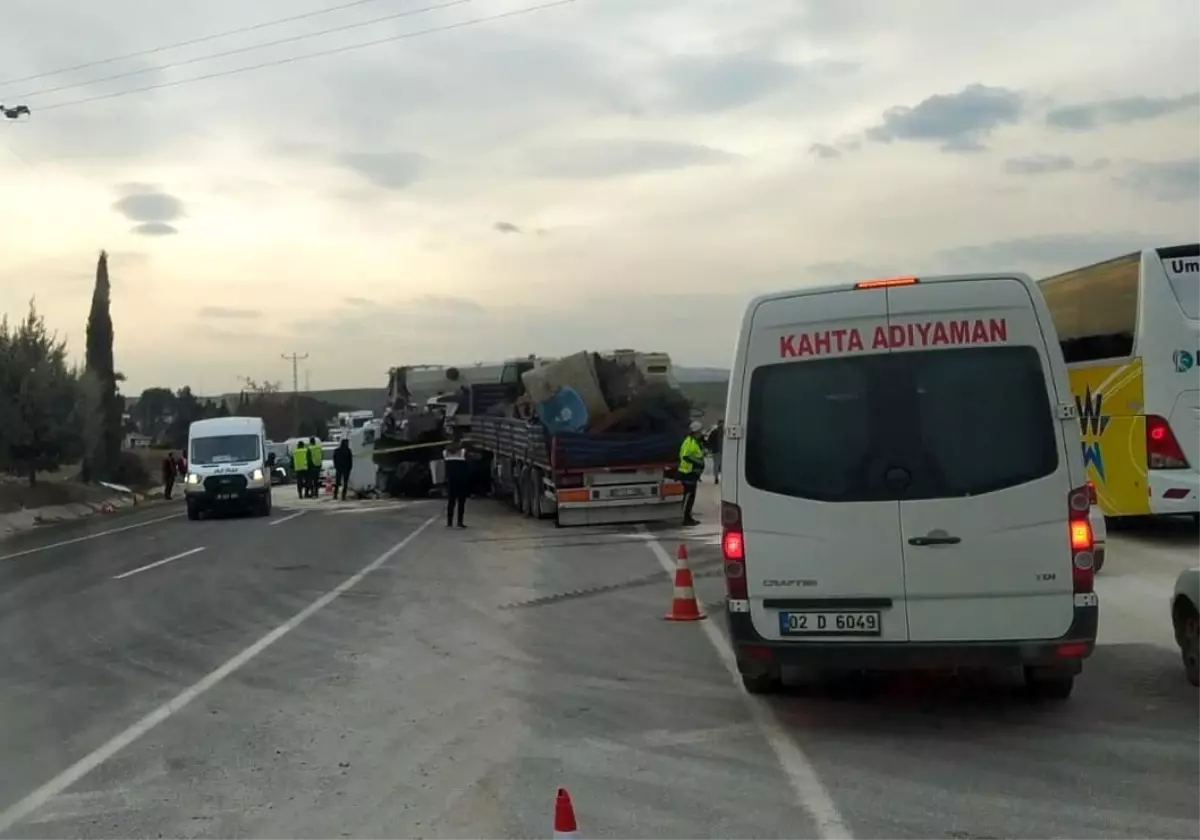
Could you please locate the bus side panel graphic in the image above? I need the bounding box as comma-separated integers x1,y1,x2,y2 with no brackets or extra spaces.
1067,358,1150,517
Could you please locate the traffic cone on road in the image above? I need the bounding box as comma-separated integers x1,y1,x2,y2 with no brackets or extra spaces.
664,543,707,621
553,787,579,839
324,474,334,497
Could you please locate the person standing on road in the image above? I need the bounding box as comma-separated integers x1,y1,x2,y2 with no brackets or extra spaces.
291,443,309,500
307,437,323,498
333,439,353,501
443,428,469,529
677,420,706,527
705,419,725,483
162,451,177,500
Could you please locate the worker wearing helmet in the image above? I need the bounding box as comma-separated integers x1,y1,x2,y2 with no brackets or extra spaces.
677,420,707,526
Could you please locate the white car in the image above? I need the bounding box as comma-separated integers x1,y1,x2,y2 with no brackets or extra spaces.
719,272,1099,700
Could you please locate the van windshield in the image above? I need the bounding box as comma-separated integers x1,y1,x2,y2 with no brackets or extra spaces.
191,434,260,465
744,346,1059,502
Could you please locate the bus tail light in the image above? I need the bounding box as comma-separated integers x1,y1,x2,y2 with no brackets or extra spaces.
721,501,747,600
1146,415,1189,469
1068,485,1094,594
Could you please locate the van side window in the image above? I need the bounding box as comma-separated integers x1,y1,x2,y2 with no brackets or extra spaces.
745,347,1059,502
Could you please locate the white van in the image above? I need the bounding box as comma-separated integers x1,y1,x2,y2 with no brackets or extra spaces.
720,274,1100,699
184,416,272,519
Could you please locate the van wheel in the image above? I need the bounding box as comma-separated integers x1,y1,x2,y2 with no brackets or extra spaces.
1024,667,1075,700
741,671,783,695
1093,549,1105,574
186,500,200,521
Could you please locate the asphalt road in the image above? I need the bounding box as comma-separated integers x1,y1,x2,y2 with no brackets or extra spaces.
0,487,1195,839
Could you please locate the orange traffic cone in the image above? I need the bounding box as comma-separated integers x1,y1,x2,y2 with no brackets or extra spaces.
553,787,579,839
324,474,334,497
664,543,707,621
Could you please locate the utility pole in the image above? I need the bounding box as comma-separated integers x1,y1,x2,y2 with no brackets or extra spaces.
281,352,308,436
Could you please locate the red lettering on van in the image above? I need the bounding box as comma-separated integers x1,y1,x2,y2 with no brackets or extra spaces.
988,317,1007,342
783,318,1007,357
779,327,868,358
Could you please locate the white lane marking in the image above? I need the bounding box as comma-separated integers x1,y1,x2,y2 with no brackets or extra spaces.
268,510,307,527
112,547,207,580
0,514,439,833
0,513,183,562
639,526,853,840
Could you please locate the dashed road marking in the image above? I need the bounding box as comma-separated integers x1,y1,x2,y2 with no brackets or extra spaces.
0,514,439,834
638,525,853,840
268,510,307,527
113,546,206,580
0,513,183,562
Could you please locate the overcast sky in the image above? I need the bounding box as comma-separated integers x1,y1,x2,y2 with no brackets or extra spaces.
0,0,1196,394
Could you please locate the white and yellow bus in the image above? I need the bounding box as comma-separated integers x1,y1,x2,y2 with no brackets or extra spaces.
1039,244,1199,520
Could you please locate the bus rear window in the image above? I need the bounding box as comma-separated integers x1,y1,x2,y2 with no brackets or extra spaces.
744,347,1059,502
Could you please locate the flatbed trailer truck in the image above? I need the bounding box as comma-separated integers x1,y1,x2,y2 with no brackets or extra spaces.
472,415,685,527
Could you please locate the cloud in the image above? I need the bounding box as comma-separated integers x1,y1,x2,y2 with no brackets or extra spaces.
865,84,1025,152
199,306,263,320
1114,158,1200,202
1004,154,1076,175
494,221,521,234
112,190,185,223
657,54,816,113
1046,92,1200,131
2,0,1197,393
338,151,428,191
525,139,738,179
130,222,178,236
933,232,1173,274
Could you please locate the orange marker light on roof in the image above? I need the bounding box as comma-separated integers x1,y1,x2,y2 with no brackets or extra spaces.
855,276,919,289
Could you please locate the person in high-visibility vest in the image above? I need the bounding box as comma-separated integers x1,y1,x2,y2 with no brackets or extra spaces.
677,420,706,526
307,437,324,498
291,444,310,499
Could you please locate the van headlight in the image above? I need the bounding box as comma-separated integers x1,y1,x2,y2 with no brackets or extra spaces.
251,468,265,481
186,473,200,485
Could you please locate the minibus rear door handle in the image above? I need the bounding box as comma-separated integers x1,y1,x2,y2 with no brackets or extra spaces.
908,535,962,546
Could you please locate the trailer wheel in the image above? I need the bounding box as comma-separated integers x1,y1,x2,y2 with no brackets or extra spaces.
524,472,538,518
531,468,549,519
511,465,523,510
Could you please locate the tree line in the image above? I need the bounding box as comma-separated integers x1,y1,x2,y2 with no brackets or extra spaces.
1,250,347,487
0,252,129,487
131,380,336,450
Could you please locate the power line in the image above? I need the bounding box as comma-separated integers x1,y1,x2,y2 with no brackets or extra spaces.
35,0,581,113
0,0,393,88
14,0,475,101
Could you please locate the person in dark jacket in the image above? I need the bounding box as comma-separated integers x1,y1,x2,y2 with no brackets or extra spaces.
162,452,177,500
332,439,353,501
443,428,469,528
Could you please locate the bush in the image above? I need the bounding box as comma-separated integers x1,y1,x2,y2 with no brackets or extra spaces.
109,450,151,488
